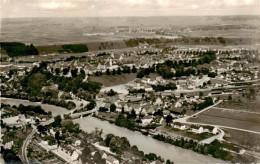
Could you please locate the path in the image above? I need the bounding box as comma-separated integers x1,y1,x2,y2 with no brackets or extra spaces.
173,100,223,123
199,128,225,144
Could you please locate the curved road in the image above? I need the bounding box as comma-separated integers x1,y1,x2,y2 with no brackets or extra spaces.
21,108,97,164
21,119,54,164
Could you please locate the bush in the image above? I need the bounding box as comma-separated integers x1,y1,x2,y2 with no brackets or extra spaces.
99,107,109,112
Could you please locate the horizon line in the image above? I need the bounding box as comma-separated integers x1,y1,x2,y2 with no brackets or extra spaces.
1,14,260,19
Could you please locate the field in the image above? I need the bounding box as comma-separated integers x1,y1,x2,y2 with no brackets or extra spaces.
89,73,137,87
217,94,260,113
182,29,260,38
224,128,260,151
188,107,260,132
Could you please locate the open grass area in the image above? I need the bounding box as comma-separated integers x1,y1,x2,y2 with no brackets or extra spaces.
185,132,213,141
188,107,260,132
89,73,137,87
217,94,260,113
223,128,260,152
163,126,214,141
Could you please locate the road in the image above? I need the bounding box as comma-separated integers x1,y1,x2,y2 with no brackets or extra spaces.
173,100,223,123
173,100,260,145
21,119,54,164
199,128,225,144
70,109,97,118
21,107,97,164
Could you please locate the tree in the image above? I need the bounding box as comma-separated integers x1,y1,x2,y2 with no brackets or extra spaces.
80,69,85,76
86,100,96,110
107,89,117,96
62,67,70,75
47,111,52,117
137,70,145,78
106,69,111,75
82,146,91,155
99,107,109,112
71,69,78,78
117,68,122,75
55,68,60,75
132,65,137,73
165,115,173,126
180,93,184,97
199,92,203,97
122,66,131,73
8,70,14,78
35,119,40,124
110,103,116,112
228,95,232,101
154,109,163,116
55,131,60,145
112,69,116,75
145,153,157,161
130,109,137,118
53,115,62,127
37,125,46,134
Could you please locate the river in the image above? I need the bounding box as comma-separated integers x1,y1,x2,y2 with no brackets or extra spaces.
74,116,225,164
1,98,68,116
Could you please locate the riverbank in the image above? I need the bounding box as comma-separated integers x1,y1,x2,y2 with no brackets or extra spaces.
73,116,225,163
1,98,68,116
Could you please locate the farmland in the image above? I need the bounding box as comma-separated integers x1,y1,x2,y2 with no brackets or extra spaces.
188,107,260,132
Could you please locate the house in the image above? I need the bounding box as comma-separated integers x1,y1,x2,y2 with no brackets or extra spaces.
70,150,79,161
174,102,182,108
145,86,153,92
212,127,218,134
142,104,156,114
169,107,184,115
50,129,56,136
4,141,14,149
74,140,81,147
191,127,204,134
197,127,204,133
141,116,153,126
106,155,119,164
180,125,187,130
129,97,142,102
154,97,162,105
101,152,107,159
38,141,58,151
130,104,142,114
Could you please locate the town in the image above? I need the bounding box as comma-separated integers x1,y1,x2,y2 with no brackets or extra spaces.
1,35,260,163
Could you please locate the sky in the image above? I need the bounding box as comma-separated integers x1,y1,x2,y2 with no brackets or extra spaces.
0,0,260,18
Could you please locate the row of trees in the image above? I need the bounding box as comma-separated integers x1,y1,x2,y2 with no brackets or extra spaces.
136,51,216,79
153,134,231,161
54,67,86,78
0,42,39,57
99,103,117,112
125,38,162,47
104,133,173,163
15,104,47,115
58,44,88,53
152,82,177,92
103,65,137,76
